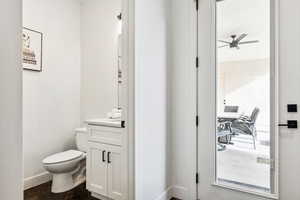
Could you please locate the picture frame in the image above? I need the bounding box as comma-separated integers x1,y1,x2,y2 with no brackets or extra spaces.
22,27,43,72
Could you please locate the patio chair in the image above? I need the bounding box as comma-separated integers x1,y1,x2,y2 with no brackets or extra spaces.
231,107,260,149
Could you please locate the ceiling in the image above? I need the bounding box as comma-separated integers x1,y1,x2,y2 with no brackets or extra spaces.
217,0,270,62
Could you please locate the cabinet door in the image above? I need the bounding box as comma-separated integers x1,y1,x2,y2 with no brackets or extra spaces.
107,145,126,200
87,142,108,196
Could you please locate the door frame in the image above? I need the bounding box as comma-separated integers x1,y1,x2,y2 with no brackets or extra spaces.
121,0,135,199
196,0,280,199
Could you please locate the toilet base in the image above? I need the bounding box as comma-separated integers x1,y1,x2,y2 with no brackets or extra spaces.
52,173,73,193
51,163,86,193
51,173,86,193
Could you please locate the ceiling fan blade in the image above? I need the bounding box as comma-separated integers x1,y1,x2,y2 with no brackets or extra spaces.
236,34,248,43
239,40,259,45
218,40,231,44
218,45,229,48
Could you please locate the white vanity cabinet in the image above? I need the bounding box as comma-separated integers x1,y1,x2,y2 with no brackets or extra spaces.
86,121,127,200
87,142,108,196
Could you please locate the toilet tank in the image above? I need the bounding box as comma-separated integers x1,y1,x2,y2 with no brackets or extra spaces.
75,127,88,152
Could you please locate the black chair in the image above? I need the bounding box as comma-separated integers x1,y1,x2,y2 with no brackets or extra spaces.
231,107,260,149
217,121,233,151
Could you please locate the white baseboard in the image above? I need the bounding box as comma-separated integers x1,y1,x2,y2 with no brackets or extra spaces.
170,185,188,200
24,171,52,190
91,192,110,200
154,185,188,200
155,187,173,200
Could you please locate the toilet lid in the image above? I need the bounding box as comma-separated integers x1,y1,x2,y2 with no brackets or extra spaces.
43,150,83,164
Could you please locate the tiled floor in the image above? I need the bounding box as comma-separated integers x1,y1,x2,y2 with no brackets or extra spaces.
217,131,270,191
24,182,98,200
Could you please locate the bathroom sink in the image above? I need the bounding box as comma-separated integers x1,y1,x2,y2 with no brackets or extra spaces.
85,118,122,128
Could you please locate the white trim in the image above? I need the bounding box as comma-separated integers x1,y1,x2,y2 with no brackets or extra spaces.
154,187,173,200
91,192,110,200
152,185,188,200
211,0,218,187
126,0,135,199
121,0,134,199
170,185,188,200
270,0,280,195
23,172,52,190
212,183,279,200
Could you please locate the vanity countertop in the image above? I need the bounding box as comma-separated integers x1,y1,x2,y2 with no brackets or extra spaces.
85,118,123,128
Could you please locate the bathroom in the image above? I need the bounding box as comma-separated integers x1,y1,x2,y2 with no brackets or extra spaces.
22,0,127,199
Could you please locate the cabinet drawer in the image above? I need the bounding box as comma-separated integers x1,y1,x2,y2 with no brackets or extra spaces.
88,125,123,146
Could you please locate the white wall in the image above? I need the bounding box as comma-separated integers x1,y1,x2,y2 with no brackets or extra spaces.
0,0,23,199
168,0,197,199
134,0,172,199
218,59,270,131
23,0,81,185
80,0,121,122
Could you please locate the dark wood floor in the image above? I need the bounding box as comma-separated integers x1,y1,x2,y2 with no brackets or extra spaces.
24,182,98,200
24,181,181,200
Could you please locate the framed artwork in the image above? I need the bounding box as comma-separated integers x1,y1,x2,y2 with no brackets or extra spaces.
22,28,43,72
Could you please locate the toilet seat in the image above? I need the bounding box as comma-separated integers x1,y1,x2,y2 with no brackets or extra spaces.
43,150,83,165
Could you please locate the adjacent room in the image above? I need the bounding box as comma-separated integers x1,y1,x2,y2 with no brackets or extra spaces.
216,0,271,192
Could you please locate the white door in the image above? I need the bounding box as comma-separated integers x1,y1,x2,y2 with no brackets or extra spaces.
197,0,279,199
87,142,108,196
107,145,125,200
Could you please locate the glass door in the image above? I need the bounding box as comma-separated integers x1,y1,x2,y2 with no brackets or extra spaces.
197,0,278,199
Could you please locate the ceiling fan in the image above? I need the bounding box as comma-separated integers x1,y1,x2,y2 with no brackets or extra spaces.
218,34,259,49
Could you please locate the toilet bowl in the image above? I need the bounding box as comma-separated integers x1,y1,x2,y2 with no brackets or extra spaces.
42,128,88,193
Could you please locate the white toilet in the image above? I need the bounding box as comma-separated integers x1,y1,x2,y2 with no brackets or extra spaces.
42,127,88,193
